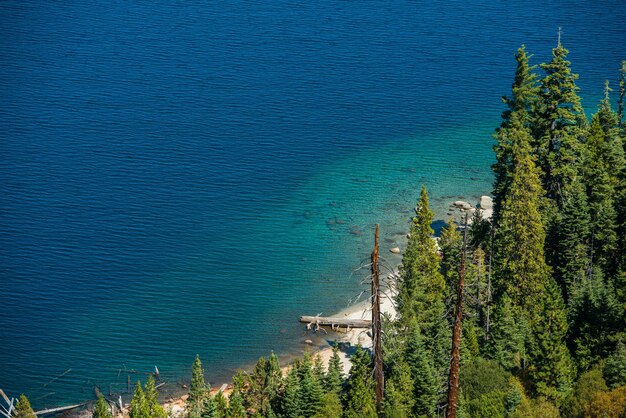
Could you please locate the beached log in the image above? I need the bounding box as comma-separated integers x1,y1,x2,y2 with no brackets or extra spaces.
34,403,84,415
299,316,371,329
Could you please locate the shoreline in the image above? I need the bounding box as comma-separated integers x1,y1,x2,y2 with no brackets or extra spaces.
40,194,489,417
160,272,399,417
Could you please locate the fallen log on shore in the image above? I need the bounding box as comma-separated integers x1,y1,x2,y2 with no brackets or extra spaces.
299,316,371,329
34,403,84,415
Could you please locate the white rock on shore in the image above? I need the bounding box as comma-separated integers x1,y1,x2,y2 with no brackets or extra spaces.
479,195,493,210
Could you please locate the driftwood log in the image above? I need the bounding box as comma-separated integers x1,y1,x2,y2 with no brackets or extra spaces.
299,316,371,330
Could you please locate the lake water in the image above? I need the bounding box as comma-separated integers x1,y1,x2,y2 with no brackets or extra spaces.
1,0,625,408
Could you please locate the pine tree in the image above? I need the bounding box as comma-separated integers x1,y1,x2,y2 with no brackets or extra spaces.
12,395,36,418
200,395,218,418
145,376,167,418
397,185,447,331
130,381,150,418
313,392,343,418
282,366,302,418
325,344,344,394
568,267,621,371
188,355,208,418
493,45,539,224
534,40,586,204
343,345,377,418
298,352,324,417
487,295,527,371
527,277,575,403
493,111,549,310
93,396,112,418
397,186,449,390
313,355,325,384
381,360,414,418
212,392,228,418
404,326,438,417
550,177,590,301
228,387,246,418
439,220,462,292
584,90,624,273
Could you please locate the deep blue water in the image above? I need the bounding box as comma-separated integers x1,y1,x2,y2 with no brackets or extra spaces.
1,0,625,408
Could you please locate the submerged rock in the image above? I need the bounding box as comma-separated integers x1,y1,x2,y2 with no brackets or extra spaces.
453,200,473,210
390,247,401,254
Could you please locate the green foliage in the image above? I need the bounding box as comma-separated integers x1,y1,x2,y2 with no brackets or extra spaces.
563,366,608,418
550,178,590,300
405,327,438,417
583,385,626,418
527,277,575,403
12,395,36,418
282,366,302,418
534,41,586,203
144,376,167,418
568,268,621,371
313,392,343,418
381,361,414,418
188,355,208,418
604,342,626,389
244,353,284,416
493,110,549,310
212,392,228,418
325,344,344,395
130,381,150,418
298,352,324,417
200,395,218,418
228,386,246,418
493,45,539,224
584,94,624,274
464,390,507,418
459,357,510,401
487,295,528,371
93,396,112,418
440,219,462,291
397,185,447,334
343,345,377,418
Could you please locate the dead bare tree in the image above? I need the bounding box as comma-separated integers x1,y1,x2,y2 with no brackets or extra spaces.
371,224,384,407
446,213,468,418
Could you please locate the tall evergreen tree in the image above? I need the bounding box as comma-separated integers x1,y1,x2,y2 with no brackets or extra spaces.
343,345,377,418
325,344,344,395
568,266,621,371
397,185,447,332
93,395,112,418
405,327,438,417
282,366,302,418
298,352,324,417
584,89,624,273
228,373,247,418
493,45,539,224
550,177,590,301
534,40,586,204
188,355,208,418
397,186,449,388
212,392,228,418
487,295,528,371
527,278,575,403
145,376,167,418
12,395,36,418
381,360,414,418
130,381,149,418
493,111,549,309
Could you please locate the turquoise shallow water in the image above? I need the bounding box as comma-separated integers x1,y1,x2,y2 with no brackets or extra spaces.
1,0,625,408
